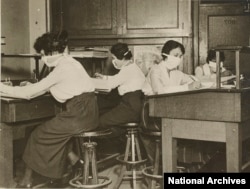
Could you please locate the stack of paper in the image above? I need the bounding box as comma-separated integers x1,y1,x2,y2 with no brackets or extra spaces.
221,75,236,83
69,46,109,58
70,51,108,58
91,78,112,93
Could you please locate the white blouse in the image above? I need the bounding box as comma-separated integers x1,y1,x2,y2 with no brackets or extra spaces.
0,55,95,102
105,63,146,96
142,61,193,95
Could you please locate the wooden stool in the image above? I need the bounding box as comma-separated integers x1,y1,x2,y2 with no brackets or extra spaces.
69,128,112,189
113,123,147,189
141,130,163,189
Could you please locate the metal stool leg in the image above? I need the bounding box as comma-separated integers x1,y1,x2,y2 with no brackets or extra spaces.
113,134,131,189
91,142,98,184
135,134,143,160
131,131,137,189
83,143,90,184
151,140,160,189
69,129,112,188
114,128,147,189
142,138,162,189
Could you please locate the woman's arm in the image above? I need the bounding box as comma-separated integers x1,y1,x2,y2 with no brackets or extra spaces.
150,68,190,94
0,83,47,99
150,68,164,94
0,66,63,99
195,66,203,78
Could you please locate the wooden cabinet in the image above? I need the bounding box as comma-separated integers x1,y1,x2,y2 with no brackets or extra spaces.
50,0,191,38
121,0,191,37
198,3,250,66
51,0,117,37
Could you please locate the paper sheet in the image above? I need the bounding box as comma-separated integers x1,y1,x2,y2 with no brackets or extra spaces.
91,78,112,93
221,75,236,82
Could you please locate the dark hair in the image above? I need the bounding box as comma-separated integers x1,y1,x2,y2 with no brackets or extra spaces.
33,30,68,55
161,40,185,60
110,42,132,60
206,49,225,63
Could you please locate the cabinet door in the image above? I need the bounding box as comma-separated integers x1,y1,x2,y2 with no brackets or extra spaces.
51,0,117,37
120,0,191,37
199,3,249,69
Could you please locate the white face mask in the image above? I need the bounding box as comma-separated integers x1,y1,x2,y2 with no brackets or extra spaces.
42,54,63,67
112,59,128,70
162,53,181,70
208,61,223,71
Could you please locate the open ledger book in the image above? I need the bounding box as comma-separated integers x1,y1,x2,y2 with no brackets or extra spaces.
221,75,236,83
91,78,112,93
198,75,236,89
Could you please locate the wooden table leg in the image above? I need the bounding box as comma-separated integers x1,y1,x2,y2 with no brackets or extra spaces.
0,123,16,188
162,118,177,173
226,123,242,172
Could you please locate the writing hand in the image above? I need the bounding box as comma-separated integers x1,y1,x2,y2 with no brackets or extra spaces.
94,72,104,79
20,81,32,86
188,81,201,90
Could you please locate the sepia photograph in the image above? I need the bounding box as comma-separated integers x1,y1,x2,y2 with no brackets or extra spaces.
1,0,250,188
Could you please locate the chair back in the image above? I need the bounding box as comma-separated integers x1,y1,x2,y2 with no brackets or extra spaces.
141,99,161,131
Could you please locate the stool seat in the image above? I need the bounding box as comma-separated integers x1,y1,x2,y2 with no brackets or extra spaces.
120,122,140,128
141,130,161,137
74,128,112,138
69,128,112,189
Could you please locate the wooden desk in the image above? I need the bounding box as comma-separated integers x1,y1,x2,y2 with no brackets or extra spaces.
148,88,250,172
0,94,59,188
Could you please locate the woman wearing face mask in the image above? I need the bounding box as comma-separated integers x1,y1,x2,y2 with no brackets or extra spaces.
195,49,233,82
0,31,99,187
142,40,201,95
94,42,145,133
141,40,219,172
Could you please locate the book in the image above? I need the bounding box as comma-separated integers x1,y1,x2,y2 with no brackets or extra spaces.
85,47,109,52
91,78,112,93
69,46,109,52
221,75,236,83
70,50,108,58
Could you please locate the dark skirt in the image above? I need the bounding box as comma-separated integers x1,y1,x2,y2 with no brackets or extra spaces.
22,92,99,179
98,90,144,127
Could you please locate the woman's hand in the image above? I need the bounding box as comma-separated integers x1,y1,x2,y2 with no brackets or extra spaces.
94,72,108,80
94,72,104,79
20,81,32,86
188,81,201,90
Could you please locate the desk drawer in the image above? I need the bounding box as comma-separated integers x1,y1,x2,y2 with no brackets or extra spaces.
1,98,57,123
